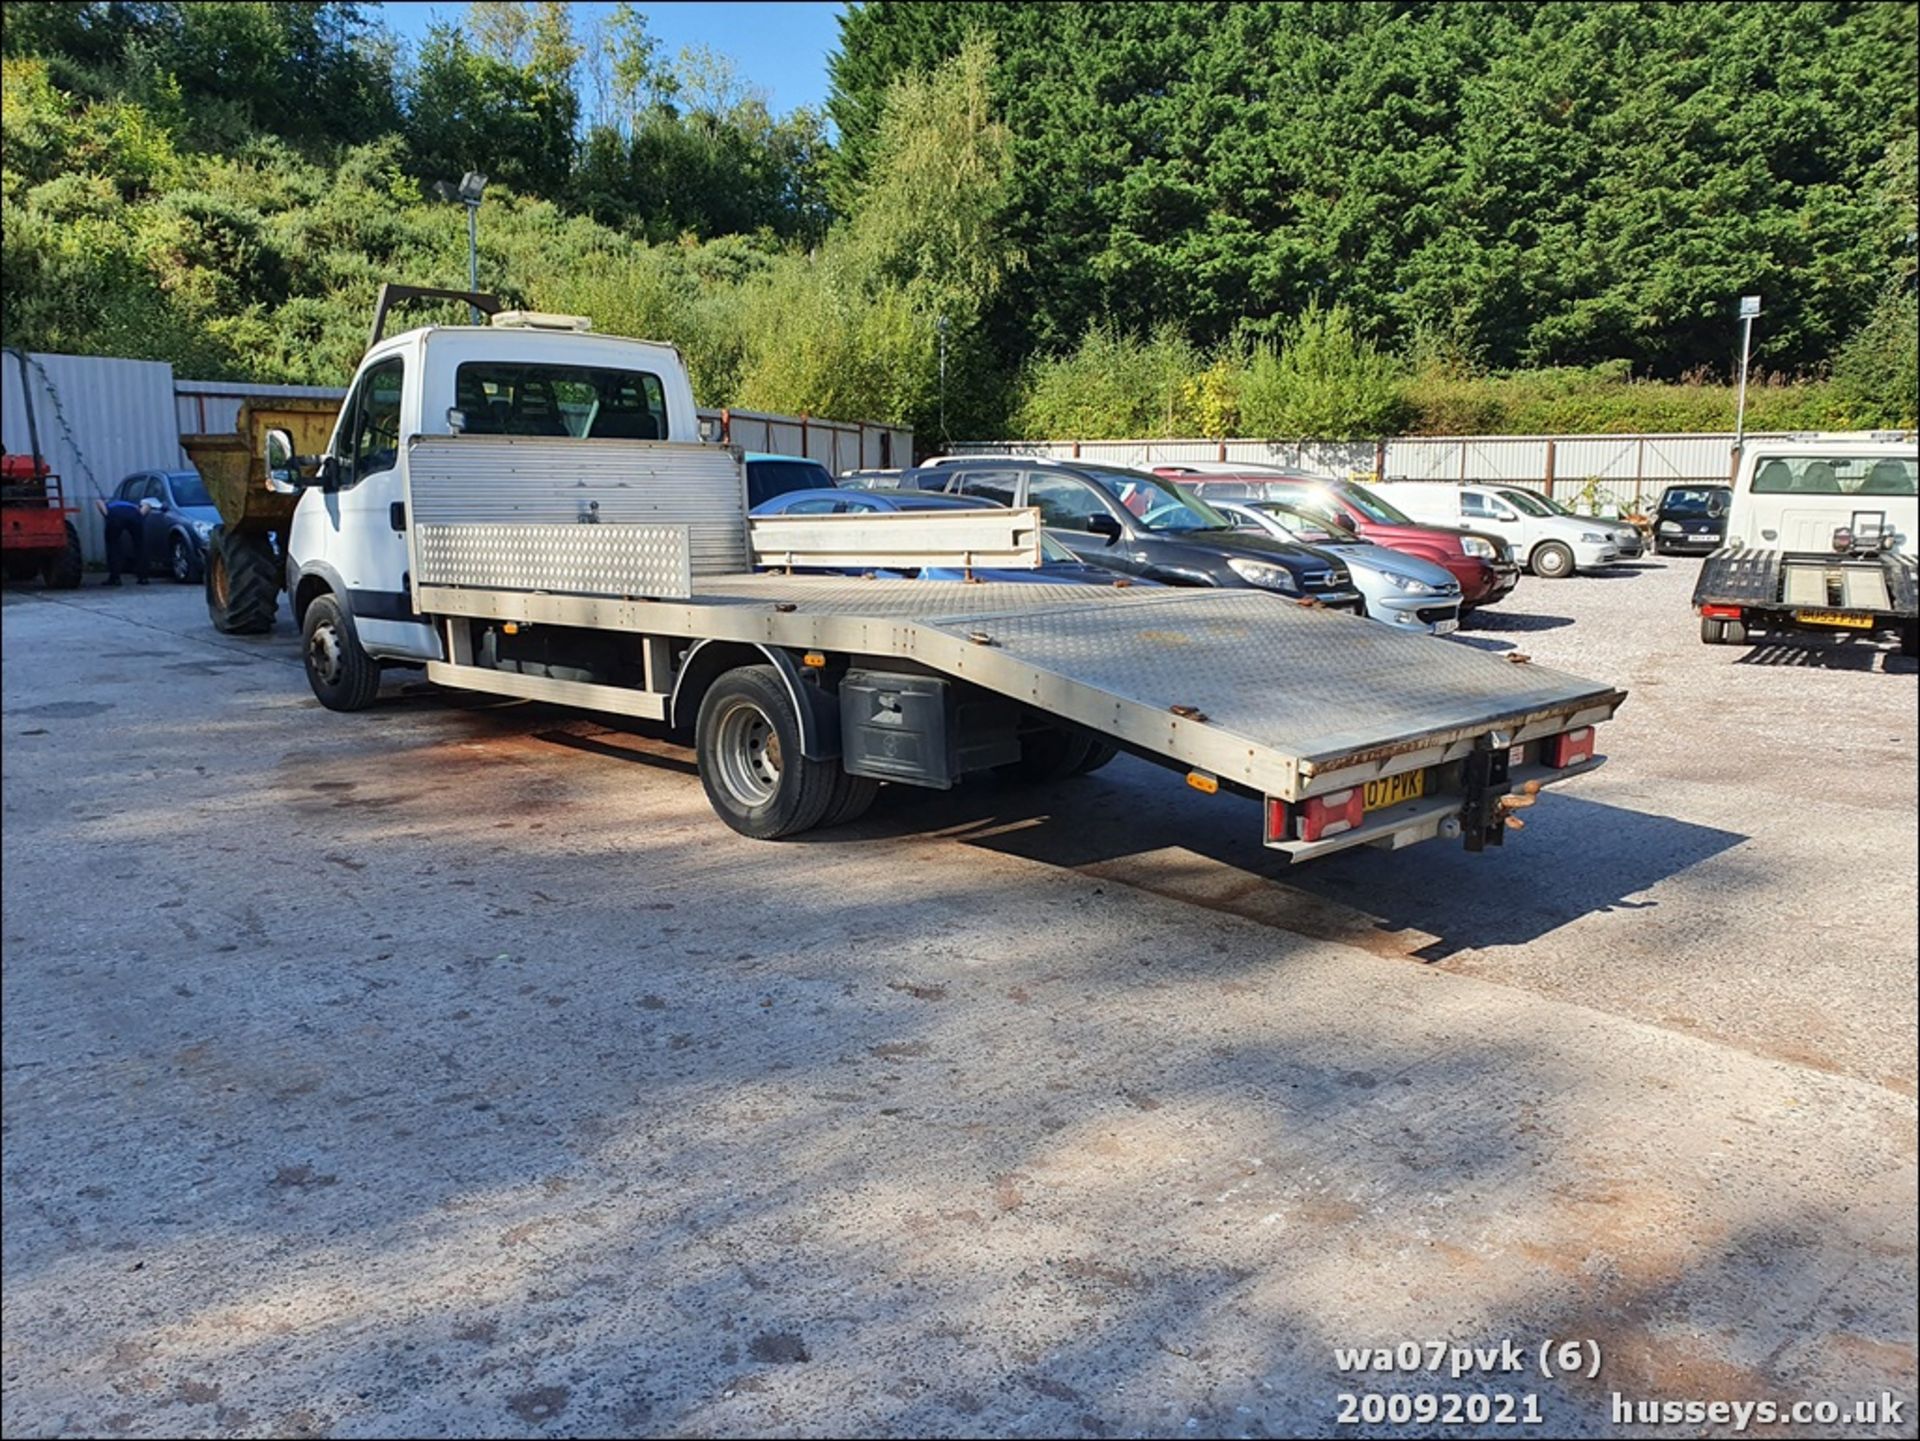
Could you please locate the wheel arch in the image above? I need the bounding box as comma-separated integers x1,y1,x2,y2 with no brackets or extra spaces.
292,562,349,627
669,640,839,759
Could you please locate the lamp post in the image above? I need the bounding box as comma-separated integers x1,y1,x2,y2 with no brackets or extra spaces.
1733,294,1761,470
936,313,949,445
435,172,488,322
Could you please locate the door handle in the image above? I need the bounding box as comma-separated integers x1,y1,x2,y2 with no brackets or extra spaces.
389,502,406,532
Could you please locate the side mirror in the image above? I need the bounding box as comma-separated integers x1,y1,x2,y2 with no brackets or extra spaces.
264,427,301,494
1086,513,1122,541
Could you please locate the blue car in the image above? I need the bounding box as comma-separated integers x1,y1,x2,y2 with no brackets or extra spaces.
108,469,221,583
749,487,1139,585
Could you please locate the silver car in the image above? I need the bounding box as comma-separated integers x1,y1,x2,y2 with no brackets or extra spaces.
1214,499,1463,634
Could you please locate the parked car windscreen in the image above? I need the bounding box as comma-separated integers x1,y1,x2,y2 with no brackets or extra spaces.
1077,467,1232,533
1341,482,1420,526
1495,487,1556,518
169,473,213,507
1250,502,1362,545
1662,487,1730,515
746,459,835,507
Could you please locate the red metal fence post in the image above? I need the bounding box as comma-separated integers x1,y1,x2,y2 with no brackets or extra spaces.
1543,439,1557,499
1374,438,1386,483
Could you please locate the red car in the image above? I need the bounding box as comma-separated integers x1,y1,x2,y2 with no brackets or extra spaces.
1153,467,1521,611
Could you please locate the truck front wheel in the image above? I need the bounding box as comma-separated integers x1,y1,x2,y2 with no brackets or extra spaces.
695,665,838,839
301,594,383,710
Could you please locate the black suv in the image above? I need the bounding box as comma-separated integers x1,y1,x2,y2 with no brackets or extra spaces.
901,458,1362,606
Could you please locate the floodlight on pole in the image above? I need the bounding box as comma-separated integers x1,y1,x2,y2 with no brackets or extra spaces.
436,172,488,322
1733,294,1761,471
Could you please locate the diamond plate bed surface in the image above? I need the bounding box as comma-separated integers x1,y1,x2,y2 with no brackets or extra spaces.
690,575,1616,762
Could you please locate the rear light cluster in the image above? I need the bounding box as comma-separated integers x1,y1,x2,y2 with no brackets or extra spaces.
1699,603,1741,620
1301,787,1365,842
1547,727,1594,768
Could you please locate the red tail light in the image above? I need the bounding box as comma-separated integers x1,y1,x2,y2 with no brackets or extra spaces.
1547,727,1594,768
1264,797,1291,843
1699,603,1741,620
1301,787,1365,842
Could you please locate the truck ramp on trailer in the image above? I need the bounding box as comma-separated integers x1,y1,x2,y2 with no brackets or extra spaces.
425,569,1624,818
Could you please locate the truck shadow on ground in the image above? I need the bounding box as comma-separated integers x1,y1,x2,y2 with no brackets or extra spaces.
1734,638,1916,674
848,759,1749,963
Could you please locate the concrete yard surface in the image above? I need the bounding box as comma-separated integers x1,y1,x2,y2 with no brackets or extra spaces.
2,558,1915,1438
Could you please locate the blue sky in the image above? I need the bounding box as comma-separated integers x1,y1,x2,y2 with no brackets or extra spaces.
375,2,848,117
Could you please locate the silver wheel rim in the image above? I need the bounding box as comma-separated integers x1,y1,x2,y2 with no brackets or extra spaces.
1540,548,1569,577
309,622,344,685
172,538,190,581
714,699,780,807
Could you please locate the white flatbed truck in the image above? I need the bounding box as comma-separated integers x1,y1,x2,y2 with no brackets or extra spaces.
252,287,1626,859
1693,436,1918,655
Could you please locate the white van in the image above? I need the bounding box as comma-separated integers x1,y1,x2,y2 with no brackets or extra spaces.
1371,482,1619,579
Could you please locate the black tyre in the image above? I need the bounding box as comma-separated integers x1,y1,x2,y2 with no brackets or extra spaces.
1000,727,1094,783
1700,617,1726,645
169,532,200,584
818,767,881,828
1723,618,1748,645
1531,541,1575,579
42,521,83,589
1073,740,1120,776
695,665,838,839
204,524,278,633
301,593,383,711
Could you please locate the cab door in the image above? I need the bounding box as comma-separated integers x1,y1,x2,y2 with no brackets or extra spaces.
290,353,438,660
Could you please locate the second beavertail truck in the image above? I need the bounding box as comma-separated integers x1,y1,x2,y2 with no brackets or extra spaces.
1693,437,1918,656
226,285,1625,860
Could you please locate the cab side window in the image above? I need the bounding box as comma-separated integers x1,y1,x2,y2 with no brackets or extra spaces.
334,358,405,487
1460,491,1498,519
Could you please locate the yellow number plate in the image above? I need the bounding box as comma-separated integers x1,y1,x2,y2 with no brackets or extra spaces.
1793,609,1874,629
1364,770,1426,812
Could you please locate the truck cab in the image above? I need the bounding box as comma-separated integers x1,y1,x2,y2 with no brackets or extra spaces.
1722,439,1916,560
285,317,700,665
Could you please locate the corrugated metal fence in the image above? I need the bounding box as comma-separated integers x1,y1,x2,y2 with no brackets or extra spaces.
703,407,911,475
3,351,182,563
951,431,1883,513
4,349,911,564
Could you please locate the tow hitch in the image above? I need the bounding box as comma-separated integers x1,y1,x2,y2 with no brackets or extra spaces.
1460,732,1514,852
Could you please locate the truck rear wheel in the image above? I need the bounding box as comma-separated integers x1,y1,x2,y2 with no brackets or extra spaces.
1074,740,1120,775
1531,541,1575,579
819,769,881,828
42,521,83,589
301,594,383,711
204,524,278,633
695,665,837,839
1001,727,1094,783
